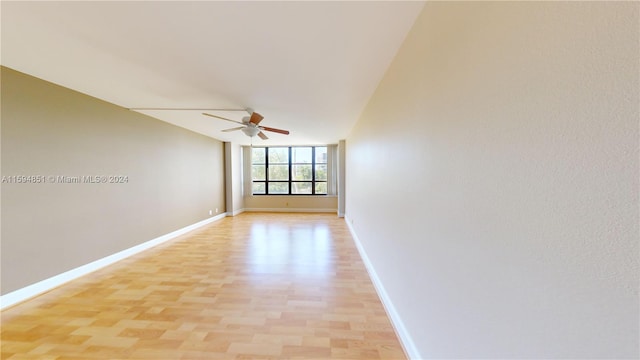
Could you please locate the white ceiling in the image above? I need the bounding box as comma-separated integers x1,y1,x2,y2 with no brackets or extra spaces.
1,1,424,145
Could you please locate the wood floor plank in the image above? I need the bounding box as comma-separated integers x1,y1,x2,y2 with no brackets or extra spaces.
1,213,406,359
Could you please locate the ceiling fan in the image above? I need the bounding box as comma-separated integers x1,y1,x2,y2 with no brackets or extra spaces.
202,110,289,140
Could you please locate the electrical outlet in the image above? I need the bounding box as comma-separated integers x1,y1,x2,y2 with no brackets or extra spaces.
209,210,212,215
215,208,219,213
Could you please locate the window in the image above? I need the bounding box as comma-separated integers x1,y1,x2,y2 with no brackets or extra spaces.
251,146,328,195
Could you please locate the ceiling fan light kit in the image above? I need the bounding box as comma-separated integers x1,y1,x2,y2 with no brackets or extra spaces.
242,127,261,137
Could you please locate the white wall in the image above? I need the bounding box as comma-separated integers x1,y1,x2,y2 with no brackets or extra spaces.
232,142,245,214
346,2,638,358
224,142,245,216
337,139,346,217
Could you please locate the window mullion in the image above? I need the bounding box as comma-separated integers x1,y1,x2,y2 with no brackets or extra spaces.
252,146,327,196
288,146,292,195
265,147,269,195
311,146,316,195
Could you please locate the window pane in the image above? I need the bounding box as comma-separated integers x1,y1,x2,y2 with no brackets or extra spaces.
292,182,312,194
268,165,289,180
253,182,266,194
315,146,327,163
292,147,312,163
292,165,312,180
252,147,265,164
315,182,327,194
268,147,288,163
315,164,327,181
252,165,265,180
253,146,331,196
268,182,289,194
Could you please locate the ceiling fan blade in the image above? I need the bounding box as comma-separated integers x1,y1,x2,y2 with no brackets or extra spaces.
202,112,244,125
249,112,264,125
257,131,269,140
222,126,245,132
260,126,290,135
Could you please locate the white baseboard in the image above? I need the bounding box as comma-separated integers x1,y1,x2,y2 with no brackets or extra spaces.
344,215,421,360
227,208,245,216
0,213,227,310
244,207,337,213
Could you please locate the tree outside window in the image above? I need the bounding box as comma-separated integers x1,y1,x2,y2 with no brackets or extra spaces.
252,146,327,195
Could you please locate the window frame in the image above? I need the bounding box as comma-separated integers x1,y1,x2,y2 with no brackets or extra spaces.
251,146,328,196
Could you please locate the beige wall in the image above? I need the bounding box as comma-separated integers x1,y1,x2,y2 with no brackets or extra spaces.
346,2,638,358
1,67,226,294
244,195,337,213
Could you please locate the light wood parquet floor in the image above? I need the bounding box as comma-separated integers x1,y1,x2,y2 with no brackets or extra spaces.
1,213,406,359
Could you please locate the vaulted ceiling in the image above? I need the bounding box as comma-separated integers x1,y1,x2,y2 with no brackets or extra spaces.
2,1,424,145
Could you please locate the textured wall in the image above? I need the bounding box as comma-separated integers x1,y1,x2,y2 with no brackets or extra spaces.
1,67,226,294
346,2,638,358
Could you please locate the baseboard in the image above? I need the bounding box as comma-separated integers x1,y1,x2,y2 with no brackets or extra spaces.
0,213,227,310
344,215,422,360
227,208,245,216
244,207,337,213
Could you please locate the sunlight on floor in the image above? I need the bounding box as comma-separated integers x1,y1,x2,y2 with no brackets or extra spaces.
248,221,334,277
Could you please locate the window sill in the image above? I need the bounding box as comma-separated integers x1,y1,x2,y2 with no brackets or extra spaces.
248,194,337,198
